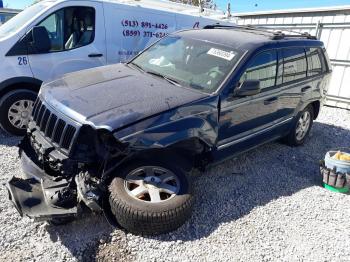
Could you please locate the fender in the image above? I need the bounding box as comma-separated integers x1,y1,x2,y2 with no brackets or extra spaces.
121,116,217,149
0,77,43,96
113,96,220,153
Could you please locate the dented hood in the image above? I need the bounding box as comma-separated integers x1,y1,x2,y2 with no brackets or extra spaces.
40,64,208,130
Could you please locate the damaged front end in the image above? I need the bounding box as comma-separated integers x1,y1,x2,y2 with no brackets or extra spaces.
6,99,128,222
7,137,79,221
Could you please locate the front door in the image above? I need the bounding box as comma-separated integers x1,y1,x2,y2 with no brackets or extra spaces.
216,50,281,158
28,2,106,82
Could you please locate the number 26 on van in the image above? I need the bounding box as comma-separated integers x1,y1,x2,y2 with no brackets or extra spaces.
18,57,28,66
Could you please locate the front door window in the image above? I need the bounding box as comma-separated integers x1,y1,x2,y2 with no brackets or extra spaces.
37,6,95,52
239,50,278,91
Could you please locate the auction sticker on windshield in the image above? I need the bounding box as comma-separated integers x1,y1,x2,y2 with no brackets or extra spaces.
207,48,235,61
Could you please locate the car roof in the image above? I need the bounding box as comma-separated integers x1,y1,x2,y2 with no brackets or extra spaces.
175,28,324,52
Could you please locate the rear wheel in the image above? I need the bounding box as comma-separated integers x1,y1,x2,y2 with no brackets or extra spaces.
108,159,194,235
0,89,37,136
284,105,314,146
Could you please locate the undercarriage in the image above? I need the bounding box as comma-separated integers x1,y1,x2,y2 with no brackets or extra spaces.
6,136,104,221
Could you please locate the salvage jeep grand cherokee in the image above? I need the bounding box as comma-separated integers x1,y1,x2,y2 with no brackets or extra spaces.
7,25,332,235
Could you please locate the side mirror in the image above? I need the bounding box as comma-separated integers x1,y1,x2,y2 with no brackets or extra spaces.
234,80,261,97
31,26,51,54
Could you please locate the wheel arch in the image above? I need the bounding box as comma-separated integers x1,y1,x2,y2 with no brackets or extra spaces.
103,136,210,184
0,77,42,98
126,138,208,170
310,100,321,120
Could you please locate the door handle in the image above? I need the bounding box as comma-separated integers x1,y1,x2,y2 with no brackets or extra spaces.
301,86,311,93
88,53,103,58
264,97,278,105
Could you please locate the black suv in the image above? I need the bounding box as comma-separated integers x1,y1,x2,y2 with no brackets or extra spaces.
7,25,332,235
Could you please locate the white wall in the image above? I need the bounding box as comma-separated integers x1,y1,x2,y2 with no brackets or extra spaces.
235,8,350,109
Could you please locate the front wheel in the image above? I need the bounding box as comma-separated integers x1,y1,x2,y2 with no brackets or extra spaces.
0,89,37,136
284,105,314,146
108,159,194,235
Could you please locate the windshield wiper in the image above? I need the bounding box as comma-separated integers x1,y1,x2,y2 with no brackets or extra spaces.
188,82,205,90
128,62,146,73
145,70,182,87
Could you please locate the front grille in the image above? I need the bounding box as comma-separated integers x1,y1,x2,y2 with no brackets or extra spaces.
31,99,78,151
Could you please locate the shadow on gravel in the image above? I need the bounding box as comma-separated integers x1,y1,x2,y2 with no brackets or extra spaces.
45,213,116,261
142,121,350,242
0,130,20,147
8,121,350,260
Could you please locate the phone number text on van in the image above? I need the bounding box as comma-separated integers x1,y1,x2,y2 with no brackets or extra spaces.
121,19,169,30
122,30,168,38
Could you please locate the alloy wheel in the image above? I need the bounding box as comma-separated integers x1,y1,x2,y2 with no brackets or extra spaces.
295,111,311,141
124,166,180,203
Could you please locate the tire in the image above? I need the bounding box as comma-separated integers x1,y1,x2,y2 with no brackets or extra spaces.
108,159,194,235
284,105,314,146
0,89,37,136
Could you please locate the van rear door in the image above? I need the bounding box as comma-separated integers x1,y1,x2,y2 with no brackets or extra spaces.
28,2,106,82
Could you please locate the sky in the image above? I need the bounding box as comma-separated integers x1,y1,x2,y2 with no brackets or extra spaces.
4,0,350,12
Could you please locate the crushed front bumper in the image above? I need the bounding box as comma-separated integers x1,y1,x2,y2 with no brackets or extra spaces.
6,139,77,221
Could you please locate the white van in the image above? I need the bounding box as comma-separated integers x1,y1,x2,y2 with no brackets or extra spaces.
0,0,232,135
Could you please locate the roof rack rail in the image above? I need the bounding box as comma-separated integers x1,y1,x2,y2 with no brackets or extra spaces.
203,24,317,40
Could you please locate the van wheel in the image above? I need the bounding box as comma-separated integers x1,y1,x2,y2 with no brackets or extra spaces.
284,105,314,146
108,159,194,235
0,89,37,136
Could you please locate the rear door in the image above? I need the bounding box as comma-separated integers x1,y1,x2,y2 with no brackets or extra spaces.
276,47,309,121
217,49,281,153
305,47,330,99
28,2,106,82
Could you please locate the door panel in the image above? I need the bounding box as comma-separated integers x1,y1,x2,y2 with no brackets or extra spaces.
28,2,106,82
217,50,280,150
218,90,281,148
277,47,321,122
276,48,307,120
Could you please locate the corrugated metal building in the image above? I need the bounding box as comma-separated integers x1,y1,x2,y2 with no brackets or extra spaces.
0,8,20,25
234,6,350,109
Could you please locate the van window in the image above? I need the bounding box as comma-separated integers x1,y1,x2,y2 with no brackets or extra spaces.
282,48,307,83
39,10,64,51
306,48,325,76
37,6,95,52
240,50,277,90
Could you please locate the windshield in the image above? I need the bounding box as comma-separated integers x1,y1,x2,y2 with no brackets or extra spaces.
0,3,50,39
131,36,240,93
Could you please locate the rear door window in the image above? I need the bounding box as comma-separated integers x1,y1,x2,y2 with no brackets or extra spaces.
282,48,307,83
306,47,326,76
240,50,278,90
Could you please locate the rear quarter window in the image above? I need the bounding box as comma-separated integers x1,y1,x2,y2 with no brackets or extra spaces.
322,48,332,72
306,47,326,76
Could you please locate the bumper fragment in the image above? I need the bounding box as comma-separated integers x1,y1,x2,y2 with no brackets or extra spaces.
6,138,77,220
6,176,77,220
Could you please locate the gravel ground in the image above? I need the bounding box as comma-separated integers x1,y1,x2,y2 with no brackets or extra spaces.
1,106,350,262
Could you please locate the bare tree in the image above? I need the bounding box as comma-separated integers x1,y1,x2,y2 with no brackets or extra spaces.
171,0,216,9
